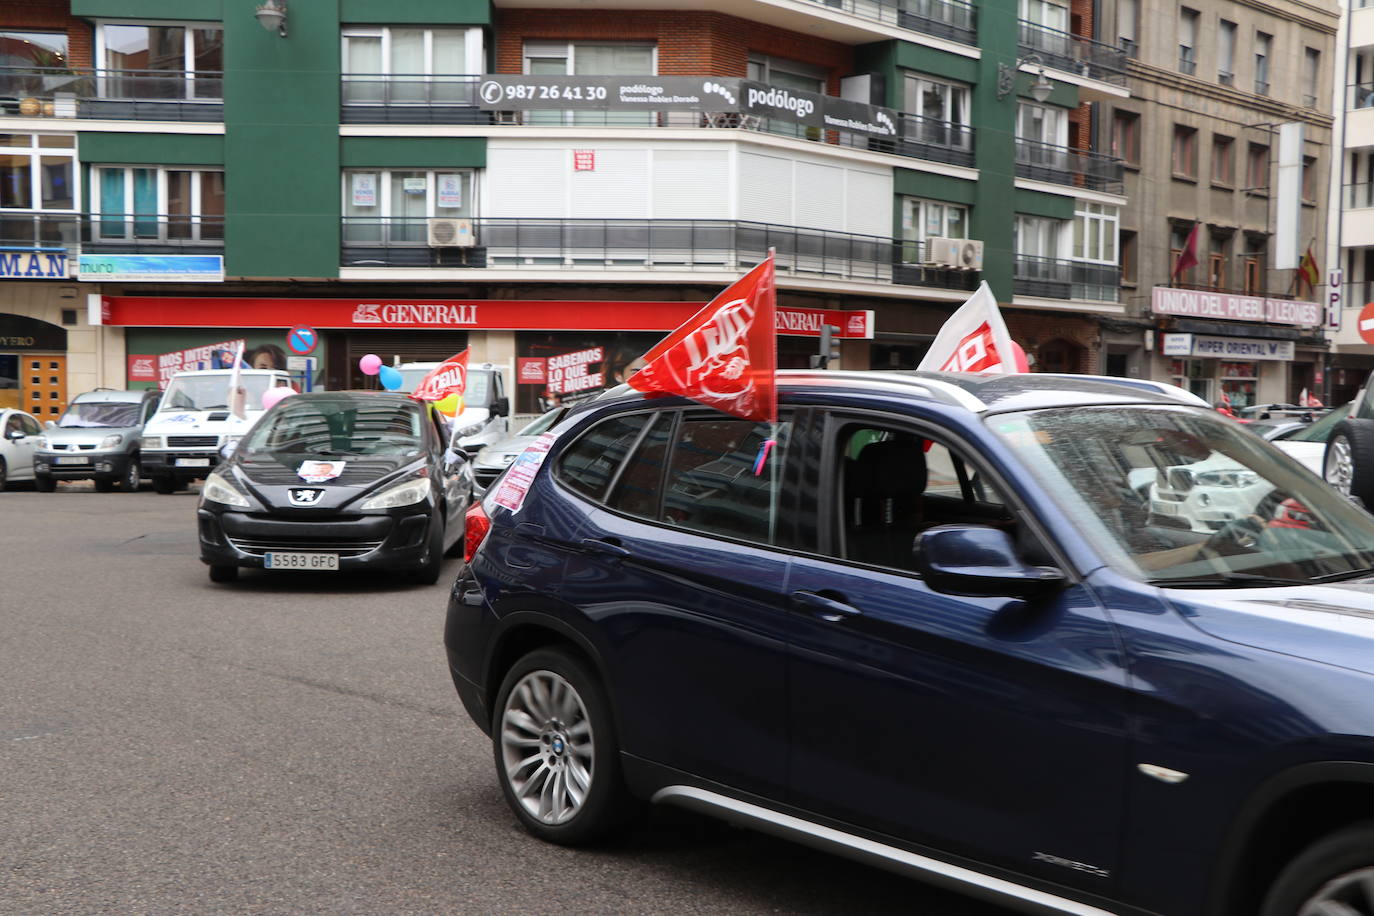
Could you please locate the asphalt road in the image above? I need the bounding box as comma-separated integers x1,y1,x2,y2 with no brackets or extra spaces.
2,485,1016,916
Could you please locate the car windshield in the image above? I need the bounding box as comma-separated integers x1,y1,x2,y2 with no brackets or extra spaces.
398,367,492,406
990,405,1374,586
1280,403,1350,443
58,401,141,428
516,407,567,437
239,398,423,460
161,375,276,412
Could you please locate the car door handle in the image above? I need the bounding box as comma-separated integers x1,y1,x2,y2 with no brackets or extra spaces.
579,537,631,560
790,590,862,622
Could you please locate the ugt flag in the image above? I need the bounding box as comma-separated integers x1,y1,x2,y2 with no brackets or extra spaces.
918,281,1018,374
409,348,470,402
629,252,777,422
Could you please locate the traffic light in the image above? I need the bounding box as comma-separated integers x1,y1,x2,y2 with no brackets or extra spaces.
809,324,841,369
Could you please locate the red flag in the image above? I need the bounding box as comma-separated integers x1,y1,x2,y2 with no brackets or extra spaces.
1298,245,1320,290
409,349,470,402
628,253,777,422
1172,222,1200,281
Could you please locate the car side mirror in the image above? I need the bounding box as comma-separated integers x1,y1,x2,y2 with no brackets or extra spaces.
914,525,1065,599
492,397,510,418
44,420,56,429
6,428,25,440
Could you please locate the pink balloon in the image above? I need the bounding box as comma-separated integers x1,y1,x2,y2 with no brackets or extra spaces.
262,386,297,410
359,354,382,376
1010,341,1030,373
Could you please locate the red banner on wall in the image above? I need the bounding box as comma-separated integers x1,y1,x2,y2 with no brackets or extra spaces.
98,297,874,338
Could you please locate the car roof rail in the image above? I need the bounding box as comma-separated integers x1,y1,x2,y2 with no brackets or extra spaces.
777,370,988,412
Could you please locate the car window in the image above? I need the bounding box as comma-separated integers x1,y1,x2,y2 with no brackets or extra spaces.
556,413,651,501
605,413,672,519
20,414,41,435
832,423,1016,572
4,414,21,436
656,416,790,545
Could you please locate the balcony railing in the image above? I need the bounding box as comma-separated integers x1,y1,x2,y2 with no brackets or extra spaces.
1349,83,1374,110
340,217,981,291
1014,255,1120,301
340,76,976,167
1014,137,1124,193
0,212,79,250
84,213,225,253
1347,183,1374,209
0,66,222,121
798,0,977,45
1017,21,1128,85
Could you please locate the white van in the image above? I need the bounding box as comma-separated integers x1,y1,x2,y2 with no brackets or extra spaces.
396,362,510,453
141,368,292,493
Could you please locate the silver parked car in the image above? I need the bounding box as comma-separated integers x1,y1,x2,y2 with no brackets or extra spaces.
34,388,161,492
468,406,567,495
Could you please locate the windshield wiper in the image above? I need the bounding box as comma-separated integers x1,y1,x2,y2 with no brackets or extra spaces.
1147,573,1312,588
1310,567,1374,584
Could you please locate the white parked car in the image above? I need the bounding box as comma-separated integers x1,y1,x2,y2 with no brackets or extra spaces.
0,408,42,489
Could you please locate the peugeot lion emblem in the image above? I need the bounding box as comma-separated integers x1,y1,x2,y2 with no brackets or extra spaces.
289,488,324,506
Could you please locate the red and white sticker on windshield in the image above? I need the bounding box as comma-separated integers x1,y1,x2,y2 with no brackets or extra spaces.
491,432,557,513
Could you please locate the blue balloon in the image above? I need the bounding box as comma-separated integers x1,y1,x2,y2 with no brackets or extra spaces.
378,365,403,390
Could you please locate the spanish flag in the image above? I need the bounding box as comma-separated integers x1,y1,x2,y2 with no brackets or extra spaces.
1298,245,1320,290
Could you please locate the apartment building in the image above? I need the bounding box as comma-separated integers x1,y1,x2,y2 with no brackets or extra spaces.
1098,0,1337,409
0,0,1128,416
1325,0,1374,404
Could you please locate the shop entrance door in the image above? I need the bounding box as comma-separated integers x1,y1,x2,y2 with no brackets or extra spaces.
24,353,67,421
0,354,19,411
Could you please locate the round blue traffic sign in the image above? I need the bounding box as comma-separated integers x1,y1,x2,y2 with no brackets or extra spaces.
286,326,318,356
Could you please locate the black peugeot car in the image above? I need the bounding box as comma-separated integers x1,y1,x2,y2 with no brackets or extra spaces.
198,391,470,585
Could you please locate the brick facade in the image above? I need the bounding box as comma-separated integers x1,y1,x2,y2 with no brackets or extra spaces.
1,0,94,68
1005,311,1099,373
494,10,853,94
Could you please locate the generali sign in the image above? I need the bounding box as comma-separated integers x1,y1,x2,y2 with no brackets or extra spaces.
1152,287,1321,328
98,297,876,338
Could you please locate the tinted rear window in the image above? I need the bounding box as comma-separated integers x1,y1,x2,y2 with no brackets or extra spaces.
556,413,650,501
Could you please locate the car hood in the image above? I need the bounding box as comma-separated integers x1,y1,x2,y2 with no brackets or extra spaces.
1273,440,1324,475
231,453,426,511
43,426,139,445
146,410,261,434
1171,583,1374,674
475,435,536,466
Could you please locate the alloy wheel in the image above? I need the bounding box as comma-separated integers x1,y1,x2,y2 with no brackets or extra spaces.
500,670,595,826
1299,867,1374,916
1326,435,1354,497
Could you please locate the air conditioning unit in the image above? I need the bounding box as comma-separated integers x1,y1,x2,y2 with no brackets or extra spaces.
924,237,984,270
428,217,475,248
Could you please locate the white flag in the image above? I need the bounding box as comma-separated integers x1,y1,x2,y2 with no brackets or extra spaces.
227,341,246,419
917,281,1019,373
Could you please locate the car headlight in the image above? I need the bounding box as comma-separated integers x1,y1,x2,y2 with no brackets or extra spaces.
142,435,163,449
201,470,249,508
453,420,486,439
360,477,431,510
35,435,48,449
1194,470,1261,488
99,434,122,450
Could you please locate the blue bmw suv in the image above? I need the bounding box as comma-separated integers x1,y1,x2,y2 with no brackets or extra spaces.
446,371,1374,916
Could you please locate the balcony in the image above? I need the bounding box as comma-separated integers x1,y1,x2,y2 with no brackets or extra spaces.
340,217,981,291
0,212,78,251
1017,21,1127,87
341,75,976,168
0,67,222,122
1013,255,1120,301
795,0,977,45
1014,138,1124,194
1346,183,1374,209
82,214,225,255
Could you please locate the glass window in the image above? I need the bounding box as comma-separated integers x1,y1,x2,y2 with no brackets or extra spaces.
1015,215,1061,258
342,27,482,104
900,197,968,263
1073,203,1118,264
556,413,651,502
1111,109,1139,164
93,166,223,242
1021,0,1069,31
1178,8,1198,74
0,31,69,69
1212,135,1234,185
1172,125,1198,178
1118,0,1138,53
1017,103,1066,146
659,416,789,546
525,41,657,126
98,24,223,100
1218,20,1236,83
606,413,672,518
748,53,825,140
341,168,477,244
1304,48,1320,106
0,134,76,214
1255,32,1272,95
1247,144,1269,191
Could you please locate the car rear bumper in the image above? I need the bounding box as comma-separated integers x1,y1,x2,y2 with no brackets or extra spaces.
197,506,436,570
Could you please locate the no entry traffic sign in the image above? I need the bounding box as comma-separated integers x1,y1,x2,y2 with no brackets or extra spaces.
1359,304,1374,346
287,326,318,355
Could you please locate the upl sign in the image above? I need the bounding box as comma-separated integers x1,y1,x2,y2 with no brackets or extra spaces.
0,250,68,279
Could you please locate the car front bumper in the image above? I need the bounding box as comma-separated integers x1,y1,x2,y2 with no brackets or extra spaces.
198,506,437,571
35,451,134,480
144,450,220,481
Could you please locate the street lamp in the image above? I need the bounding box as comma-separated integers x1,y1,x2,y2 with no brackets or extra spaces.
997,54,1055,103
255,0,288,37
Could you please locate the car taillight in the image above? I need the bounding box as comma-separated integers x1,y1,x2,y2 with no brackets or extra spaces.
464,501,492,563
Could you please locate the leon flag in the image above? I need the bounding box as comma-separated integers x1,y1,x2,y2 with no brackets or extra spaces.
409,348,470,403
1171,221,1201,280
1299,245,1320,289
628,251,777,422
917,281,1018,373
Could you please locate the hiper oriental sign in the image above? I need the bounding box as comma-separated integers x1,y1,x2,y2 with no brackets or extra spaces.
1152,287,1321,327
